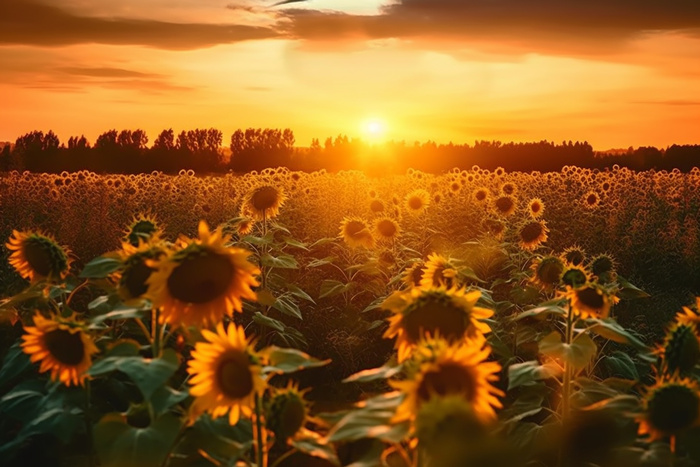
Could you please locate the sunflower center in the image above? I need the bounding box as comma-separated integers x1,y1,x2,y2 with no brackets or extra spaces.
565,250,585,266
417,363,477,403
586,194,598,205
167,250,234,304
44,328,85,365
647,383,700,433
591,256,614,276
122,259,156,298
520,222,544,243
562,268,587,288
537,258,564,285
251,186,280,211
576,287,604,309
495,197,514,214
403,294,467,343
377,220,397,238
408,197,423,210
475,190,487,201
267,392,306,439
23,238,58,277
531,203,541,213
216,351,254,400
370,200,384,212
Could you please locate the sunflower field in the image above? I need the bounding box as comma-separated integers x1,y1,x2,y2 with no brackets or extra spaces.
1,165,700,467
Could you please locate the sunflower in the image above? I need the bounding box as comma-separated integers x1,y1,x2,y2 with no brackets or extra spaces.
518,220,549,250
382,287,493,361
530,255,564,291
373,217,401,243
420,253,459,289
562,245,586,266
6,230,72,282
21,312,98,386
241,185,287,221
589,254,616,277
116,241,167,302
561,263,591,289
266,383,311,442
392,338,503,424
568,283,618,319
339,217,374,249
187,323,267,425
472,187,490,204
369,198,386,214
657,306,700,376
493,195,516,217
500,182,517,197
405,189,431,215
582,191,601,209
403,261,426,288
638,375,700,442
527,198,545,218
124,213,163,247
147,220,260,328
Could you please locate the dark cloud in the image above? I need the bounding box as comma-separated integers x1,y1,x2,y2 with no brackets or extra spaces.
277,0,700,55
0,0,279,49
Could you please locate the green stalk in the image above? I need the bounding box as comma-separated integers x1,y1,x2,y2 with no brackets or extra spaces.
559,299,575,467
151,308,161,358
254,393,267,467
85,379,95,467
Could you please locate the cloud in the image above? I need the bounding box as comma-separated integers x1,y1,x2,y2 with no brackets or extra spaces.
0,0,279,49
57,67,161,79
277,0,700,56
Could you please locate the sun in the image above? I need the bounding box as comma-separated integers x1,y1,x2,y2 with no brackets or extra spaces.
361,118,387,141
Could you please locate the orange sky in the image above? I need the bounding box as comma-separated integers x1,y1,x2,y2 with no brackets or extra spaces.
1,0,700,149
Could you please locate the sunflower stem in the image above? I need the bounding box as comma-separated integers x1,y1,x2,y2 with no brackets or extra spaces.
254,392,267,467
559,299,575,467
85,379,95,467
152,308,161,358
270,448,297,467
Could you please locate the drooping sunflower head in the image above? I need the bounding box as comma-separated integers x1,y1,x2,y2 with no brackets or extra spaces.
373,217,401,243
483,218,506,239
377,249,397,267
561,263,591,289
402,260,426,288
530,255,565,291
147,220,260,328
568,283,617,319
638,376,700,441
562,245,586,266
659,320,700,377
582,191,601,209
472,187,490,204
339,217,374,249
235,217,256,236
369,198,385,214
117,241,168,302
266,383,310,442
493,195,517,217
382,287,493,361
21,312,98,386
124,213,163,247
405,189,431,215
187,323,267,426
518,220,549,251
241,185,287,221
392,339,503,424
527,198,545,219
589,253,616,278
6,230,72,282
420,253,459,289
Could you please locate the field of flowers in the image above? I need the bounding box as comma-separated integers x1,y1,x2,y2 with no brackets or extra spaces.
1,165,700,467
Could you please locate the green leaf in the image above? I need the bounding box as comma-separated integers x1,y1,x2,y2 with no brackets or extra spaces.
256,289,277,306
307,257,335,268
271,295,303,319
602,351,640,380
89,347,179,400
0,342,32,383
286,283,315,304
507,360,561,390
261,253,298,269
263,347,330,374
94,412,182,467
587,318,648,350
170,414,253,466
242,231,274,246
291,436,340,465
151,386,189,417
457,266,485,284
362,296,386,313
91,305,149,324
309,237,336,248
283,237,309,250
514,304,568,320
539,331,597,369
80,256,122,279
343,363,403,383
325,392,408,443
253,312,286,332
617,276,650,300
319,280,353,299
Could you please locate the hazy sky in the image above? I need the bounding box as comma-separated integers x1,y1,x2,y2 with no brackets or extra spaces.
2,0,700,149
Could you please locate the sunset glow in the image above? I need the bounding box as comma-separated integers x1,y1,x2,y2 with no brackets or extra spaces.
1,1,699,149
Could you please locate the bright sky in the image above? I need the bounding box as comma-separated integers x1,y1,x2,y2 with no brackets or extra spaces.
1,0,700,149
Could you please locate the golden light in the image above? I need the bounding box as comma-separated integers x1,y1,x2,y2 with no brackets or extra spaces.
361,118,387,142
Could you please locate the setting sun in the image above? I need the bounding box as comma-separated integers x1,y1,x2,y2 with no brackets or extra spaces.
362,118,387,142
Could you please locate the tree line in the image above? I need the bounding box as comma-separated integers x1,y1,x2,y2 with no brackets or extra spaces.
1,128,700,174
